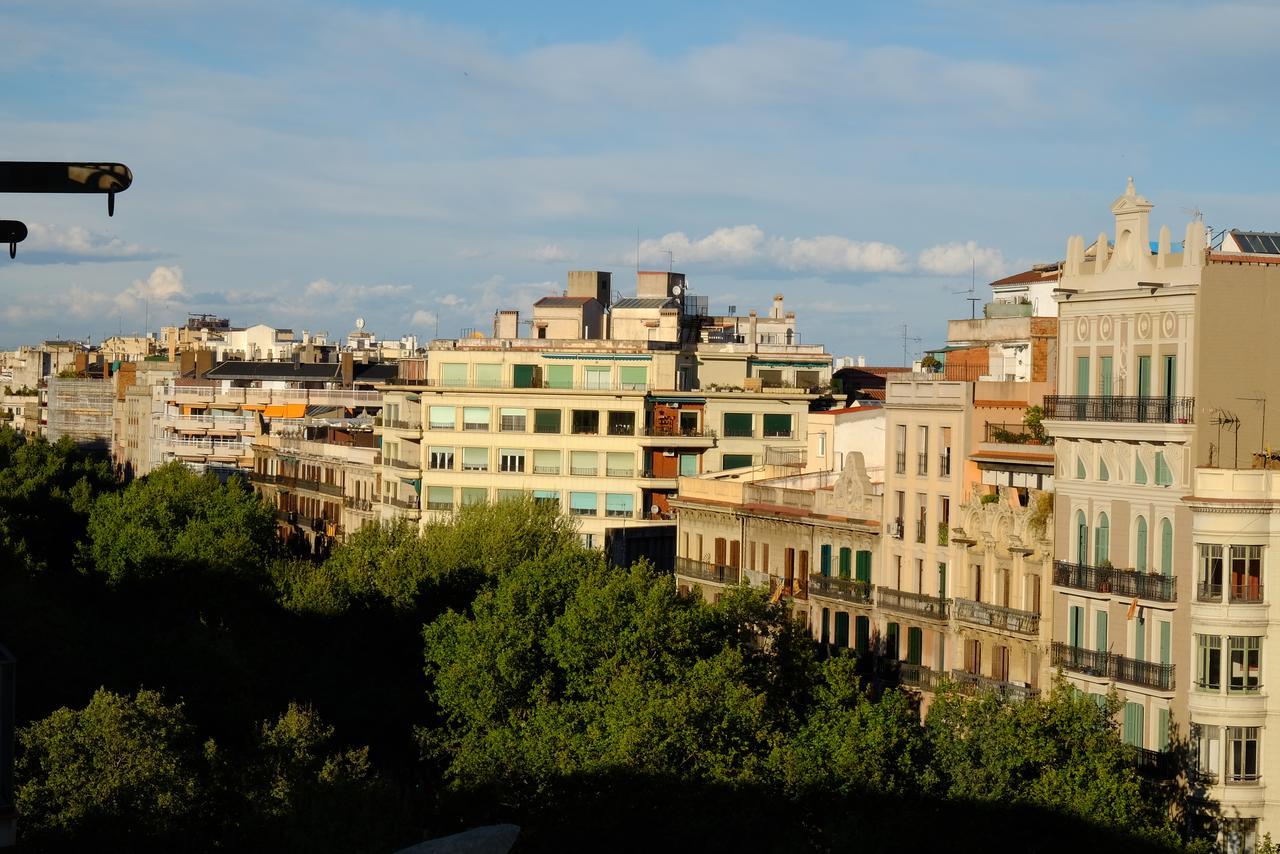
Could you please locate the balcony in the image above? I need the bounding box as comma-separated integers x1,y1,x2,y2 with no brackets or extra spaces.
808,574,873,605
343,496,375,512
378,417,420,431
950,669,1039,702
384,494,419,510
1051,643,1175,691
899,663,945,691
675,558,741,586
382,456,418,471
983,421,1053,446
606,467,635,478
1053,561,1176,602
1044,395,1194,424
877,587,949,621
953,598,1040,636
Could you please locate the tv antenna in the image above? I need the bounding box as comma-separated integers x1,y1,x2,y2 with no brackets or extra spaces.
1182,205,1204,222
1210,409,1242,468
901,324,922,368
951,258,980,319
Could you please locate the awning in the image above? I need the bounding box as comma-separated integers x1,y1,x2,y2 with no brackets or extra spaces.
263,403,307,418
541,353,652,361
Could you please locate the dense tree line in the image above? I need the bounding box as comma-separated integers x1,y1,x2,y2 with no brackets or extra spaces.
0,428,1227,851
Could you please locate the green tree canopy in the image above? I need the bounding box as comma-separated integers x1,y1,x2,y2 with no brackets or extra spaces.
85,461,277,584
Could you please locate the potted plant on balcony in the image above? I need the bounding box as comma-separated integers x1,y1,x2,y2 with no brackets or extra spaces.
1098,559,1113,593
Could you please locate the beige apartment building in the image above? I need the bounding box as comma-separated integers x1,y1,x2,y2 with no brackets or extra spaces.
1044,180,1280,845
377,271,829,549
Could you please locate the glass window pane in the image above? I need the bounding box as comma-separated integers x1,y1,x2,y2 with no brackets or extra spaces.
429,406,455,429
722,453,752,470
462,407,490,430
569,491,597,515
762,413,792,437
461,447,488,471
619,366,647,389
461,487,487,506
532,449,560,474
534,409,561,433
426,486,453,509
605,493,634,517
583,366,610,389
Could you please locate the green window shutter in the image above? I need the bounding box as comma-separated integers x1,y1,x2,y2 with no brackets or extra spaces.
1075,357,1090,395
1135,517,1148,572
1160,621,1171,666
855,550,872,583
545,365,573,389
1096,611,1108,653
440,363,467,386
569,492,597,515
1160,518,1173,576
1099,356,1113,397
1069,605,1083,647
513,364,536,388
886,623,900,659
834,612,850,647
534,409,561,433
762,413,792,437
1135,455,1147,484
619,366,647,389
723,412,752,437
838,547,852,580
820,608,830,644
1135,622,1146,662
679,454,698,477
722,453,753,470
819,544,832,577
1137,356,1152,397
1123,702,1144,748
907,628,923,665
854,616,870,653
474,364,501,387
1158,708,1170,751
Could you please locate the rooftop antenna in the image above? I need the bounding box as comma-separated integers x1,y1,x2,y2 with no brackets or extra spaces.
901,323,923,368
1210,409,1241,468
951,258,980,319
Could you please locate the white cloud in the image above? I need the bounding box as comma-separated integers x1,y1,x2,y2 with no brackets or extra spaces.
305,278,338,297
531,243,571,263
410,309,437,327
123,265,188,302
917,241,1007,279
636,225,908,274
17,222,162,265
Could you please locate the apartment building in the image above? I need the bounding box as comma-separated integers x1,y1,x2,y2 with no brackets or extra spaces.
1043,180,1280,843
378,271,829,548
44,376,113,450
112,359,179,476
250,422,380,553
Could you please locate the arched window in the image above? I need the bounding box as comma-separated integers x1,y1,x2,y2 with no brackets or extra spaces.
1135,516,1148,572
1099,458,1110,481
1160,518,1173,576
1095,513,1110,565
1076,510,1089,564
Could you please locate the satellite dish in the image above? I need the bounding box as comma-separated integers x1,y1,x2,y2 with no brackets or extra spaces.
671,284,683,297
355,317,365,330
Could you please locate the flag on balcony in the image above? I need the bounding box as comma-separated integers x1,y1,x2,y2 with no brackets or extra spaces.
1126,597,1139,621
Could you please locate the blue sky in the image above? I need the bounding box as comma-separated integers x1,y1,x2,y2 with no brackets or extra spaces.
2,1,1277,362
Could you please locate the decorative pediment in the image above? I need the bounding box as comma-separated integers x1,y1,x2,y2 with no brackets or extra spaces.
832,451,877,517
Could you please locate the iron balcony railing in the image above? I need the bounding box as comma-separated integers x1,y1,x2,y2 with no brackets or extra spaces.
808,574,873,605
949,669,1040,702
953,598,1040,636
1053,560,1176,602
343,496,374,511
1230,584,1265,604
983,421,1053,445
898,663,946,691
878,587,949,621
1044,395,1195,424
382,456,418,471
675,557,741,586
1197,583,1222,603
1051,642,1175,691
384,495,419,510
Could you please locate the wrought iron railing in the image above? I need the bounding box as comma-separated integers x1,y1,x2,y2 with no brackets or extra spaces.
950,669,1040,701
1230,584,1265,604
898,663,945,691
1051,642,1175,691
983,421,1053,445
878,587,949,620
675,557,741,586
1044,395,1195,424
808,574,873,605
953,598,1040,635
1053,560,1176,602
1196,582,1222,603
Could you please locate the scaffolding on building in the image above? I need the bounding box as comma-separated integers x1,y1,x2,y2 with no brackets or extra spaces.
45,377,113,450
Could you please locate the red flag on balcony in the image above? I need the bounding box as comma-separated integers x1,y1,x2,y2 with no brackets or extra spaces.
1126,597,1139,620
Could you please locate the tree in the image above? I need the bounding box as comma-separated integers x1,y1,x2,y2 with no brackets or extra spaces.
85,461,277,585
15,688,203,850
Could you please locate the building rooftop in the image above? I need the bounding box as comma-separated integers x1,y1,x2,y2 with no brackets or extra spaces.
613,297,678,310
1225,230,1280,255
202,361,397,383
533,296,595,307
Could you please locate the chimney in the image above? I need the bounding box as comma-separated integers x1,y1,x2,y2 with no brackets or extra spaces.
748,310,758,353
494,310,519,339
341,351,354,388
772,294,784,319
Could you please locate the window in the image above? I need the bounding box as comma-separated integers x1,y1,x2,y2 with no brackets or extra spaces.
461,447,488,472
440,363,466,387
1122,702,1144,748
1095,611,1108,653
895,424,907,474
606,452,634,477
1098,458,1109,481
1075,510,1089,563
855,550,872,584
854,615,870,652
723,413,753,438
571,410,599,435
763,413,793,438
474,364,501,388
512,364,537,388
496,488,524,501
1154,451,1173,486
1094,513,1109,565
569,491,597,516
834,612,850,648
886,623,900,659
499,449,525,473
838,547,852,580
679,453,698,477
570,451,597,476
722,453,752,470
429,405,455,430
533,489,559,507
1192,723,1221,781
428,446,454,471
817,432,826,458
499,408,526,432
1135,516,1148,572
917,426,929,475
819,544,832,577
583,366,610,390
915,493,927,544
1196,634,1222,691
533,408,561,434
619,366,647,390
545,365,573,389
461,487,487,506
462,406,490,431
1199,544,1224,601
1076,457,1087,479
1226,727,1260,784
426,486,453,511
907,627,923,666
605,493,634,518
1224,819,1258,854
532,449,560,475
1229,637,1262,693
1230,545,1263,602
608,411,635,436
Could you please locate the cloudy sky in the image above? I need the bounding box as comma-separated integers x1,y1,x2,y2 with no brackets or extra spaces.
2,1,1277,362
